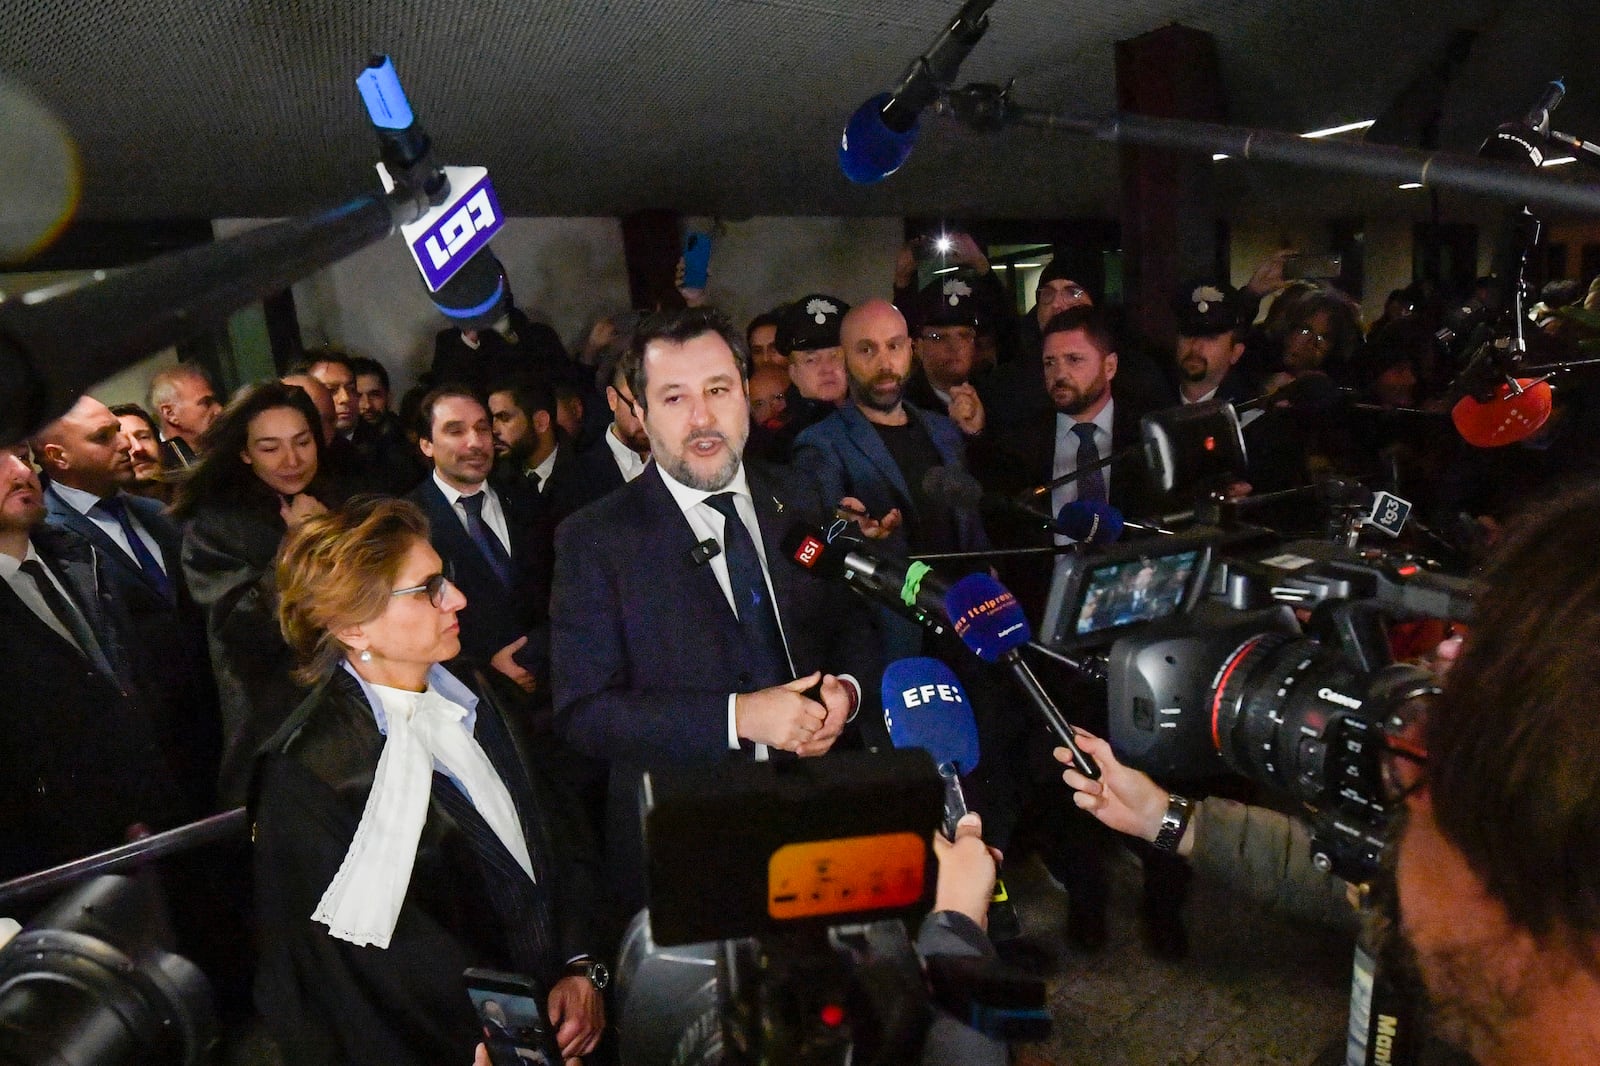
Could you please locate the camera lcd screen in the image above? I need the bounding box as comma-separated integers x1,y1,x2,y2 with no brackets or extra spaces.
1072,549,1202,637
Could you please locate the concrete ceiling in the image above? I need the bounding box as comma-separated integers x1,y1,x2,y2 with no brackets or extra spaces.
4,0,1599,223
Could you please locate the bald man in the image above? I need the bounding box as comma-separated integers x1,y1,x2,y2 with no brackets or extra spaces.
38,395,221,811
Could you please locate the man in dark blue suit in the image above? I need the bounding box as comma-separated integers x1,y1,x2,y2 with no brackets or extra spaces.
792,297,989,661
550,308,883,917
36,395,221,812
407,387,550,700
0,436,189,882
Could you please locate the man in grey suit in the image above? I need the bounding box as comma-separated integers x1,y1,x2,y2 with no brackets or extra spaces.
36,395,220,810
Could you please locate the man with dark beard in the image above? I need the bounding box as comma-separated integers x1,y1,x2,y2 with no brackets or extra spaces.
550,307,882,918
966,305,1188,957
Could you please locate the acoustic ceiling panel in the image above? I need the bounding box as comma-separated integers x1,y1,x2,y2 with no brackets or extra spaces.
2,0,1595,222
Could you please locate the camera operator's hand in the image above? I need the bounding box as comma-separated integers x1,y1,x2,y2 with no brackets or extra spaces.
474,1043,490,1066
933,812,1002,931
1244,248,1293,298
1055,733,1193,857
946,232,990,275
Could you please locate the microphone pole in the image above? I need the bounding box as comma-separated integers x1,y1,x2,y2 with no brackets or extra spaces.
924,86,1600,218
0,55,447,446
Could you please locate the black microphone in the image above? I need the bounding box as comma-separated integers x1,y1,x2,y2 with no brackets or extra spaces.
689,538,720,566
1232,373,1345,415
922,466,1159,541
838,0,995,183
781,522,953,635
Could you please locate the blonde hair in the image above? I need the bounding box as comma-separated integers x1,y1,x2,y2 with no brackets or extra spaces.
276,496,432,685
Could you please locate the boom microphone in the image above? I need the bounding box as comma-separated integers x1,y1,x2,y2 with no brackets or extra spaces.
838,0,995,183
882,657,1021,940
943,573,1100,779
921,466,1141,542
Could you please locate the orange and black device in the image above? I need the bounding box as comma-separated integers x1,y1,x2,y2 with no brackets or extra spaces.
640,749,942,947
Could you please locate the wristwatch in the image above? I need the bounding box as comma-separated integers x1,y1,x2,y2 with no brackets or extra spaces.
565,958,610,991
1152,794,1196,853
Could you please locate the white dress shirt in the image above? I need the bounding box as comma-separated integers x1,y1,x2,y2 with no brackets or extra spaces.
604,425,649,482
1051,398,1117,543
50,482,167,574
0,542,83,650
432,471,512,555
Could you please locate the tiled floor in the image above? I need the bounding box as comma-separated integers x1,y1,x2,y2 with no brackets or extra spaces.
1007,846,1355,1066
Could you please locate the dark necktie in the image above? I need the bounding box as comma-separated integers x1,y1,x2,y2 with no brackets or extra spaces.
524,469,542,493
705,492,789,690
19,558,109,672
458,491,514,587
1072,422,1107,504
96,495,175,602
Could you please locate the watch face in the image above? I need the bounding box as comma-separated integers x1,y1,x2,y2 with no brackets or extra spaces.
589,962,610,990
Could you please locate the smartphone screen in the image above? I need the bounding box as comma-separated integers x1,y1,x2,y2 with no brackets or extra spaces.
465,968,561,1066
682,231,712,289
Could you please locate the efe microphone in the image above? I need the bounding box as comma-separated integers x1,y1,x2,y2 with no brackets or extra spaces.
943,573,1101,779
882,657,1021,941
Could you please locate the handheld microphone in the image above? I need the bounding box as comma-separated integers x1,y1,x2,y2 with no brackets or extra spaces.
1232,373,1344,415
942,573,1100,779
838,0,995,183
1450,376,1554,447
781,522,953,635
882,657,1020,941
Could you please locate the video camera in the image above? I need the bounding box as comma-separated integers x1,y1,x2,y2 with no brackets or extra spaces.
614,751,1046,1066
1037,527,1468,882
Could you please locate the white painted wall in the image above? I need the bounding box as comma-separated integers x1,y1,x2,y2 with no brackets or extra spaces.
217,216,632,396
681,216,904,328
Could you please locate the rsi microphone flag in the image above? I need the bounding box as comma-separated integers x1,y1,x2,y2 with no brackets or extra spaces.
882,657,980,773
944,572,1031,663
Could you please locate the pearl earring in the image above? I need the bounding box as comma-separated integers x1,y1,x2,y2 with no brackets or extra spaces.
359,649,372,663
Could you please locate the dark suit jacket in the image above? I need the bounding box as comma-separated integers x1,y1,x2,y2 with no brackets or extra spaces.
967,387,1171,624
251,665,600,1066
550,462,884,909
546,434,630,523
791,401,990,555
409,475,550,675
0,526,188,881
45,485,221,809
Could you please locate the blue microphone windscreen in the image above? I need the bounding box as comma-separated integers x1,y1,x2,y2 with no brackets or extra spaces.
882,657,979,772
839,94,919,184
357,56,414,131
944,573,1032,663
1056,499,1125,544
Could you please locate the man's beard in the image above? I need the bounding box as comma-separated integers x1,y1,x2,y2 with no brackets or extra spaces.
1178,357,1210,384
1050,377,1107,417
849,371,907,414
654,428,743,492
1410,935,1543,1064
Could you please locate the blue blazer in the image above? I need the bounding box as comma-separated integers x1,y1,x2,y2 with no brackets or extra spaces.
791,402,989,554
550,461,884,911
45,484,221,809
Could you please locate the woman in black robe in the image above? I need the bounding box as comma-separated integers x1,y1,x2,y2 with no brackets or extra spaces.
253,496,605,1065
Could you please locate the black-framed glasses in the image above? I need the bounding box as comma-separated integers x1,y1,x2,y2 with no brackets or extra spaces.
391,572,454,608
923,327,977,343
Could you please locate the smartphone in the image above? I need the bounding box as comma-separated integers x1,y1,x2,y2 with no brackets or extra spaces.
682,231,712,289
465,968,562,1066
1282,253,1343,280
